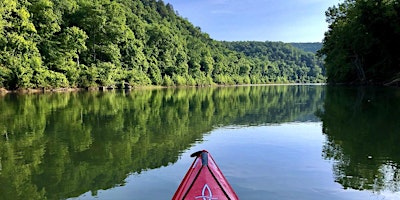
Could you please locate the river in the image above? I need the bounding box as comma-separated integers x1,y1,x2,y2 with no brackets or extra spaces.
0,85,399,199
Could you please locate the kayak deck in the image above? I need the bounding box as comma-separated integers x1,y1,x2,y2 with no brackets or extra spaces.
172,150,239,200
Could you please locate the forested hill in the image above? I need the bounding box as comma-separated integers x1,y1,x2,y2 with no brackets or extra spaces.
0,0,325,91
290,43,322,54
222,41,325,83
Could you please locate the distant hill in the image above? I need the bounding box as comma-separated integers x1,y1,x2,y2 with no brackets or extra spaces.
222,41,326,83
290,43,322,54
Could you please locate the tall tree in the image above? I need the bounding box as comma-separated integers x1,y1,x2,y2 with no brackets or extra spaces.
319,0,400,85
0,0,46,89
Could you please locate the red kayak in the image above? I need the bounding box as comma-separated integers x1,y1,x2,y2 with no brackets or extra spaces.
172,150,239,200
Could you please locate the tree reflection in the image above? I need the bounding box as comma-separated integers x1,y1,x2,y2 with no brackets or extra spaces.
319,86,400,192
0,85,323,199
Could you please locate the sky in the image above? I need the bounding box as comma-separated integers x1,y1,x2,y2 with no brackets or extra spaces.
163,0,341,42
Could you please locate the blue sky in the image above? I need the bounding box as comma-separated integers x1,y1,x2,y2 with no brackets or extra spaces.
163,0,341,42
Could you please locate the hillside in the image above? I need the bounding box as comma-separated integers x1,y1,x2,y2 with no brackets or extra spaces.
222,41,325,83
0,0,325,91
290,43,322,54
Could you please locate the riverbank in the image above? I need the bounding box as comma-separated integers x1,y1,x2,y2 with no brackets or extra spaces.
0,85,176,95
0,83,327,95
0,87,84,94
0,88,10,94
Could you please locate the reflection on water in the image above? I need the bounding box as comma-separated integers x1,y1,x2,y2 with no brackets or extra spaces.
3,85,399,199
0,85,323,200
318,86,400,193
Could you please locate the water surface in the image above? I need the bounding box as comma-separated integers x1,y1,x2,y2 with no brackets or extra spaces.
0,85,399,199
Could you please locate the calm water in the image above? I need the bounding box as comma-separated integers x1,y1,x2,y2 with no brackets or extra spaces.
1,85,400,200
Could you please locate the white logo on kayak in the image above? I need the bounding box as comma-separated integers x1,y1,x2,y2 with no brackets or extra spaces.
195,184,218,200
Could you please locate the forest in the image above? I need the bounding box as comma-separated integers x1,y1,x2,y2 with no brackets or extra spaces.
222,41,325,83
319,0,400,85
0,0,324,91
290,42,322,54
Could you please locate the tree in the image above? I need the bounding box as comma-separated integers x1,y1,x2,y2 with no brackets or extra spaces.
223,41,325,83
319,0,400,85
55,26,88,87
0,0,326,90
0,0,46,89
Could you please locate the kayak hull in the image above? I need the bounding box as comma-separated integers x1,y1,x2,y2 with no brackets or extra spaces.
172,150,239,200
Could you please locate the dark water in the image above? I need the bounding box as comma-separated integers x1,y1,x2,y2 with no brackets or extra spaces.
0,85,399,200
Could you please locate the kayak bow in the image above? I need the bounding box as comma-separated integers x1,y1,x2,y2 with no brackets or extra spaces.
172,150,239,200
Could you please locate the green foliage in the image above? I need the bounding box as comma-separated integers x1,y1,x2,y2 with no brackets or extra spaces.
172,74,186,86
290,42,322,54
0,0,326,90
184,74,196,86
79,64,98,88
125,68,151,86
162,75,174,86
45,70,69,88
223,41,326,83
96,62,120,86
214,74,235,85
319,0,400,85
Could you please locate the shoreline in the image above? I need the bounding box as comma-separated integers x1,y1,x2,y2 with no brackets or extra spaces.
0,85,165,95
0,83,327,95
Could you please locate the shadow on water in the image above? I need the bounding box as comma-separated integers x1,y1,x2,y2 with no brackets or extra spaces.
0,85,324,199
318,86,400,192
